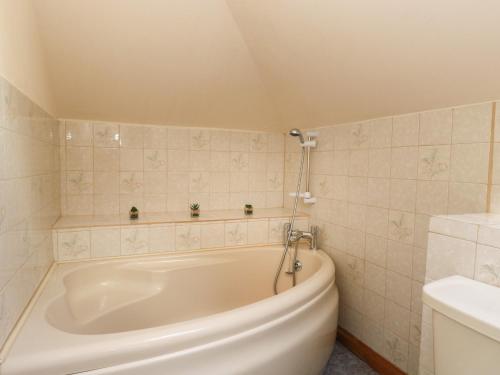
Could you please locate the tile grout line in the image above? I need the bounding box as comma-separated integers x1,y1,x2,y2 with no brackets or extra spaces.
486,102,496,212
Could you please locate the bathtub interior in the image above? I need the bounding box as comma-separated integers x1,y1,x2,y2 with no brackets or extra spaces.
46,247,322,335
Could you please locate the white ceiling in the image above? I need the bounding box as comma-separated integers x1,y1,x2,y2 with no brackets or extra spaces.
32,0,500,131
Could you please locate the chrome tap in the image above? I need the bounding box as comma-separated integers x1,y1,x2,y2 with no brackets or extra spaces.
283,223,319,250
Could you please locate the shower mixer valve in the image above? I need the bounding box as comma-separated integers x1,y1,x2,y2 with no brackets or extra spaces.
283,223,319,250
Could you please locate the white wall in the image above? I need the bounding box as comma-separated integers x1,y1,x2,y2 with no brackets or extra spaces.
0,0,54,115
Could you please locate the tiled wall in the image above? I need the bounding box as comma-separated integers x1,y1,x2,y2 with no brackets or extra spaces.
420,214,500,375
284,102,497,374
53,215,309,261
0,76,60,348
59,120,285,215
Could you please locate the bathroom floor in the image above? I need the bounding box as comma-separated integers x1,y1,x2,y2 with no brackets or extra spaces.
322,342,378,375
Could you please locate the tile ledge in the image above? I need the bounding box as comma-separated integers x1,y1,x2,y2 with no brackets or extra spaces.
53,208,308,230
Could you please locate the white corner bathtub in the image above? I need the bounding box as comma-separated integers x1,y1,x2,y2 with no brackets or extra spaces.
2,245,338,375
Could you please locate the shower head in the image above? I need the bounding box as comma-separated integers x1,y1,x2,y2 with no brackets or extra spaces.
289,128,304,144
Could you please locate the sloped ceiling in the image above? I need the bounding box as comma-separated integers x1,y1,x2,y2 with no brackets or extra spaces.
32,0,500,131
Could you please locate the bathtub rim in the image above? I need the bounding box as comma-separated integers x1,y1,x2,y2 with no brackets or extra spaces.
1,244,336,375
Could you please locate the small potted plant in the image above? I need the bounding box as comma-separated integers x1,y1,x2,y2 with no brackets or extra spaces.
190,203,200,217
129,206,139,220
244,204,253,215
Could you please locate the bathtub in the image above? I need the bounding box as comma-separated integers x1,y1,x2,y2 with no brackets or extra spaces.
1,245,338,375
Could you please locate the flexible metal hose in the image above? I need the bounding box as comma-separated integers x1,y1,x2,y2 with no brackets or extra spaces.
273,146,306,295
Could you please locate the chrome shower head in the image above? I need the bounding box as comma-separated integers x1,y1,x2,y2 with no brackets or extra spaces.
289,128,304,144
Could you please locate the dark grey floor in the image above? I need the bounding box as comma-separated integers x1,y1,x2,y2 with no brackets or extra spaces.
322,342,379,375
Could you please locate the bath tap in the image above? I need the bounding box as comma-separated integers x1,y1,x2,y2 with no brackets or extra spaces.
283,223,319,250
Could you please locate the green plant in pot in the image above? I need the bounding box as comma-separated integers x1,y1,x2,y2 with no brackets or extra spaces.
190,203,200,217
244,204,253,215
129,206,139,220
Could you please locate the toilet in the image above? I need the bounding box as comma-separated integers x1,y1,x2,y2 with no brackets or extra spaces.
423,276,500,375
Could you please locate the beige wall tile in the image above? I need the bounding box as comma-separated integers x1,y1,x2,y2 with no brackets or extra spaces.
225,221,248,246
348,203,366,231
412,246,427,283
120,172,144,194
392,114,419,147
450,143,489,183
391,147,419,179
231,132,250,152
91,228,121,257
386,270,412,309
94,148,119,171
427,233,476,280
419,109,452,145
144,126,168,149
334,124,350,150
58,230,90,260
144,149,167,171
384,329,409,371
349,149,369,176
418,145,450,181
247,219,269,245
365,260,386,295
385,299,411,340
142,195,166,212
350,122,370,149
168,128,190,150
389,210,415,244
332,150,349,175
190,129,211,151
210,151,230,171
145,172,168,194
369,118,393,148
363,288,385,322
367,178,390,208
120,124,144,148
148,225,175,252
120,148,144,171
200,222,225,249
390,179,417,212
67,172,93,194
168,150,190,171
66,194,93,215
66,146,92,171
93,122,120,148
65,120,93,146
368,148,391,178
191,150,211,171
474,244,500,286
448,182,487,214
415,180,448,215
346,229,366,259
121,227,149,255
387,240,413,277
210,130,230,151
175,224,201,250
366,206,389,237
330,199,348,226
348,176,367,204
248,153,266,172
93,194,119,215
365,234,387,267
249,133,268,153
452,103,492,144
